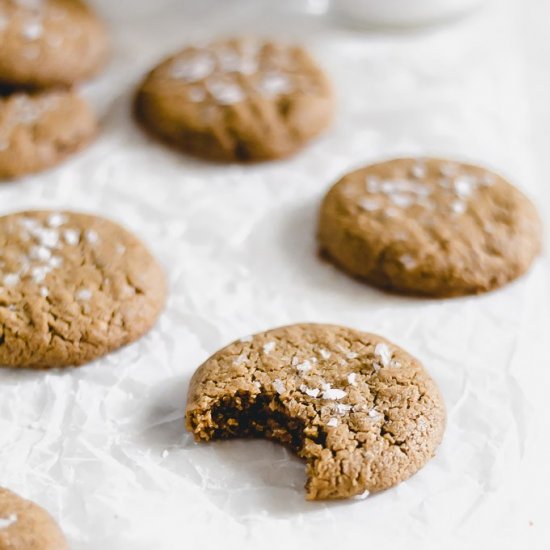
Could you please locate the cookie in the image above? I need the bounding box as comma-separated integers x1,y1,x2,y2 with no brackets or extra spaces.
0,210,166,368
135,37,334,162
318,158,542,297
0,88,97,179
0,0,109,88
186,323,446,500
0,487,68,550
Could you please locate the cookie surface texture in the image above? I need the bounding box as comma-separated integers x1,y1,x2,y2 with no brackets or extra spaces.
0,0,109,88
0,487,68,550
0,210,166,368
0,89,97,179
135,37,334,162
186,323,446,500
318,158,542,297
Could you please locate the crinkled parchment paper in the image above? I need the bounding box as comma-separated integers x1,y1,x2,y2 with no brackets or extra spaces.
0,1,548,548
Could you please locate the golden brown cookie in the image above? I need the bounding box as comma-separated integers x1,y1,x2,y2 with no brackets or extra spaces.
318,158,542,297
0,487,68,550
186,323,446,500
0,0,109,88
135,37,334,162
0,88,97,179
0,210,166,368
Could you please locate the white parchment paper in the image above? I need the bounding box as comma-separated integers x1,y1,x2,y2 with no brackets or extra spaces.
0,1,548,548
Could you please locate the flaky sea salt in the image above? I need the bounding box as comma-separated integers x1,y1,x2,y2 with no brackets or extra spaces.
258,72,293,96
411,163,427,179
296,360,312,373
365,176,380,193
36,228,59,248
439,162,458,177
3,274,19,287
0,513,17,530
451,200,467,215
76,288,92,301
239,335,253,343
322,388,347,400
207,79,246,105
187,86,206,102
374,342,392,367
326,418,339,427
480,172,497,186
453,176,476,198
347,373,357,386
273,378,286,395
31,265,50,283
48,256,62,269
39,286,48,297
47,213,67,228
400,254,417,270
21,21,43,40
319,348,331,360
263,341,276,354
390,193,414,209
336,403,352,415
29,245,51,261
63,229,79,246
233,353,247,365
171,52,215,82
358,197,380,212
300,384,320,398
353,490,370,500
85,229,99,244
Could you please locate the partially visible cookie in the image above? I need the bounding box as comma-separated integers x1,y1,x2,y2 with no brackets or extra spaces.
0,210,166,368
186,323,446,500
135,37,334,162
318,158,542,297
0,487,68,550
0,88,97,179
0,0,109,88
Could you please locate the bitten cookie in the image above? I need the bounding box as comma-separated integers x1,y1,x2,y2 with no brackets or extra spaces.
318,158,542,297
186,323,446,500
0,210,166,368
0,487,68,550
0,88,97,179
0,0,109,88
135,37,334,162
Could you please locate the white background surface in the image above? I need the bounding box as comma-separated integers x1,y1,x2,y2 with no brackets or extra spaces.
0,1,549,549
